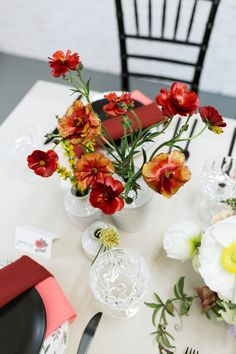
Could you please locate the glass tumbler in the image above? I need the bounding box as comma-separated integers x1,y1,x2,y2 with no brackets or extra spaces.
89,248,149,320
198,156,236,223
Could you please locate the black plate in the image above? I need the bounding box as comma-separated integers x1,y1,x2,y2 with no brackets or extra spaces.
91,97,143,122
0,288,46,354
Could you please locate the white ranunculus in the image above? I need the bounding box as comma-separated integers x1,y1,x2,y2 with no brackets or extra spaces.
163,221,201,261
199,215,236,303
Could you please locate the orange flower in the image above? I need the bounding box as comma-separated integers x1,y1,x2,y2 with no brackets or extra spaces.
75,152,115,189
58,100,101,145
142,150,191,198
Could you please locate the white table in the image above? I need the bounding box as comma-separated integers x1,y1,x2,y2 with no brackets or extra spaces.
0,80,236,354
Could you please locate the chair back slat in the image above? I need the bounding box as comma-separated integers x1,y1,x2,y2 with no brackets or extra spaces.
193,0,220,90
174,0,182,39
148,0,152,37
134,0,140,35
115,0,221,93
186,0,198,41
161,0,167,38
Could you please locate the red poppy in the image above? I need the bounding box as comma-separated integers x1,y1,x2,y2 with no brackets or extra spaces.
199,106,226,134
27,150,58,177
75,152,115,189
89,176,124,214
142,150,191,198
103,92,135,117
58,100,101,145
156,82,199,117
48,50,80,77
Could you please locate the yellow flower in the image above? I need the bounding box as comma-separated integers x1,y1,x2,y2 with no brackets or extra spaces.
98,228,120,248
56,165,73,180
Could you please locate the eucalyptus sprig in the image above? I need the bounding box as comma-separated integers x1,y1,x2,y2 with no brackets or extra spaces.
145,277,196,354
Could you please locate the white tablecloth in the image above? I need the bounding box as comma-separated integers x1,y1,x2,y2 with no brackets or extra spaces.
0,80,236,354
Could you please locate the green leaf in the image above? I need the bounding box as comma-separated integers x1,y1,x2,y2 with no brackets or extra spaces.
165,331,175,340
154,292,163,304
120,138,126,157
161,309,168,325
152,305,163,326
144,302,160,308
86,77,92,91
180,302,190,316
141,148,147,164
170,145,184,152
178,277,185,297
174,284,180,299
160,335,172,349
165,300,174,317
161,334,175,349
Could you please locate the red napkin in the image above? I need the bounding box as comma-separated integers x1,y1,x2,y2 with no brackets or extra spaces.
74,101,164,157
103,102,164,141
0,256,51,308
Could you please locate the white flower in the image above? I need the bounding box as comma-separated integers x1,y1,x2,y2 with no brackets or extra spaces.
199,215,236,303
219,303,236,325
163,221,201,261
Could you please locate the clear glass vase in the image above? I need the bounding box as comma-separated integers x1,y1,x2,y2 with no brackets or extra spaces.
111,177,154,233
89,248,149,319
198,156,236,225
64,187,101,231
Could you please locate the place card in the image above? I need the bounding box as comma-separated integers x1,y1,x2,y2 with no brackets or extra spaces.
15,226,61,259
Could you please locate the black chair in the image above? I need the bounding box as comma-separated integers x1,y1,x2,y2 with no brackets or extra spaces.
115,0,220,93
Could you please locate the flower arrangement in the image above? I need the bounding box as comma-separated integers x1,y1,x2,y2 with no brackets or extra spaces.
146,214,236,353
27,49,226,215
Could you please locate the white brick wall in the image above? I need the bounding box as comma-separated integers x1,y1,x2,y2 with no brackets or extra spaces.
0,0,235,96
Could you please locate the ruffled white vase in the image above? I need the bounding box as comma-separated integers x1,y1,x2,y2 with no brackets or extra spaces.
111,178,154,233
64,187,101,231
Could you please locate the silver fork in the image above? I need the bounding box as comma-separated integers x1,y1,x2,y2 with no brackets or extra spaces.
185,347,199,354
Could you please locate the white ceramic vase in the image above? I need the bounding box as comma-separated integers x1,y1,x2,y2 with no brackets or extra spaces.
111,178,154,233
81,221,118,259
64,187,101,231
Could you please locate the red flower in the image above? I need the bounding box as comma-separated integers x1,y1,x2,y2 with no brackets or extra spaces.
103,92,135,117
27,150,58,177
58,100,101,145
75,152,115,190
199,106,226,134
156,82,199,117
142,150,191,198
89,176,124,215
48,50,80,77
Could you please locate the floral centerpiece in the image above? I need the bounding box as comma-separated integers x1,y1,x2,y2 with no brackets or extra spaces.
146,210,236,353
27,49,226,219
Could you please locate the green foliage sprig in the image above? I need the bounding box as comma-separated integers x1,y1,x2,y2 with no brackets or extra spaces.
145,277,197,354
